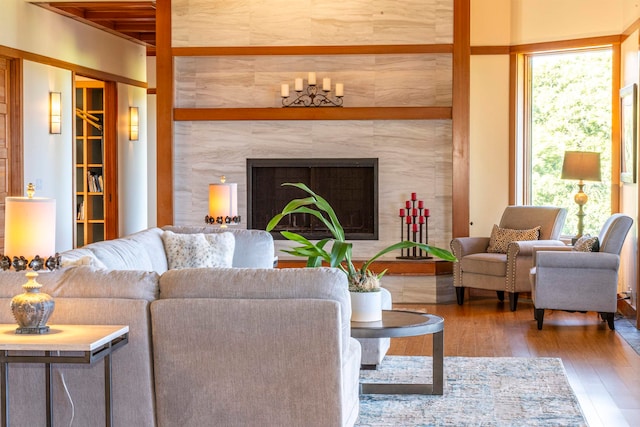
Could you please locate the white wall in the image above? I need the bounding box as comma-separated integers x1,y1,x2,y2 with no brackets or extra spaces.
22,61,73,252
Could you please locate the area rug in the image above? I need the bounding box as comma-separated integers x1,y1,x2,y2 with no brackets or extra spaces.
356,356,587,427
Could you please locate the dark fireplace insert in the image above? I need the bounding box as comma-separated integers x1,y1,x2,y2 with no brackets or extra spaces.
247,158,378,240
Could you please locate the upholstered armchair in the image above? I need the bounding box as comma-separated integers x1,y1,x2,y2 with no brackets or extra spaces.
450,206,567,311
530,213,633,330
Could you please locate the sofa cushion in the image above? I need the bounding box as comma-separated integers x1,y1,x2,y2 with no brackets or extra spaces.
161,230,235,270
487,224,541,254
573,234,600,252
83,237,156,271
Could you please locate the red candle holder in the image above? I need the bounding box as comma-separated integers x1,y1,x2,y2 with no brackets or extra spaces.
397,192,431,259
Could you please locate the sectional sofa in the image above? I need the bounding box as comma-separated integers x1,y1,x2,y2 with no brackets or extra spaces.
0,226,361,427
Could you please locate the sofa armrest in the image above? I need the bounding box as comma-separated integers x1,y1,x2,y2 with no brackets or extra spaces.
536,250,620,270
507,239,566,257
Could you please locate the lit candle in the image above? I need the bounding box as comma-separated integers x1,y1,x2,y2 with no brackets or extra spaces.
424,209,430,217
399,208,405,217
335,83,344,97
323,77,331,91
419,216,425,224
405,200,411,209
295,78,303,92
411,192,417,201
412,223,418,233
418,200,424,209
281,84,289,98
406,216,412,224
308,72,316,85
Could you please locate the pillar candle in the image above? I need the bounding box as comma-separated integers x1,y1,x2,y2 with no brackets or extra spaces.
406,216,412,224
412,208,417,217
411,192,417,201
308,72,316,85
419,216,425,224
424,209,430,217
399,208,405,217
295,78,303,91
405,200,411,208
281,84,289,97
335,83,344,96
412,223,418,233
418,200,424,209
323,77,331,91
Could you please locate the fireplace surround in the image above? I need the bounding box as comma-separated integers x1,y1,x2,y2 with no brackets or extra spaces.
247,158,378,240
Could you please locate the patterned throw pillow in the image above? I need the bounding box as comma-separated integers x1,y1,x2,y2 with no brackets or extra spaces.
486,224,541,254
572,234,600,252
161,230,235,270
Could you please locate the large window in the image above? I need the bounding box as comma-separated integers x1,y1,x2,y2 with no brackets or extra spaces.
524,48,612,236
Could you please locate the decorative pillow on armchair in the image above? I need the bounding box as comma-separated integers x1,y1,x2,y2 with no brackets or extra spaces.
572,234,599,252
162,230,235,269
486,224,541,254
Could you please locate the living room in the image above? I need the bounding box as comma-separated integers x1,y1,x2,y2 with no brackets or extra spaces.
1,0,640,426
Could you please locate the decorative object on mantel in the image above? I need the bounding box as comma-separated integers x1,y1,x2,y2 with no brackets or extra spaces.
398,192,431,259
266,183,456,321
4,183,60,334
205,176,241,227
281,72,344,107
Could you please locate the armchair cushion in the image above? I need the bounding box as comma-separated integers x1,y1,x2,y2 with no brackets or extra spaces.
487,224,541,253
460,252,507,277
572,235,599,252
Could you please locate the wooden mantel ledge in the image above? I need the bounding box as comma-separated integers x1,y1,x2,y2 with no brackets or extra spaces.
276,259,453,276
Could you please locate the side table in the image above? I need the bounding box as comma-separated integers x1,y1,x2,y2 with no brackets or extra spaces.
350,310,444,395
0,324,129,427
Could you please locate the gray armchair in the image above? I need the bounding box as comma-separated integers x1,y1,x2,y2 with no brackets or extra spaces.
530,213,633,330
450,206,567,311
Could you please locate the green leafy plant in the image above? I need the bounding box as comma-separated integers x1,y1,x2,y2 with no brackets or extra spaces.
266,183,457,292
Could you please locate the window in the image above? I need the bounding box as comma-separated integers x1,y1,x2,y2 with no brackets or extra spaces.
522,48,612,236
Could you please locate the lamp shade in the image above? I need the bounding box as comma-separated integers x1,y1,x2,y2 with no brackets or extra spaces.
561,151,601,181
4,197,56,260
208,182,238,219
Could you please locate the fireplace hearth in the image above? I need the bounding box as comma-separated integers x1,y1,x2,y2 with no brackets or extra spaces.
247,158,378,240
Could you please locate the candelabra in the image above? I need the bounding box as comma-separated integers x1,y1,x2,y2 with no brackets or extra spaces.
397,192,431,259
281,72,344,107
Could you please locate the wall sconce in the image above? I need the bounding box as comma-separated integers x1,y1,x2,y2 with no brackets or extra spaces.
129,107,139,141
49,92,61,134
281,72,344,107
205,176,241,227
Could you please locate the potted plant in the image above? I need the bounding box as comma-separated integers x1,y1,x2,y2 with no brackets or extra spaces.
266,183,457,321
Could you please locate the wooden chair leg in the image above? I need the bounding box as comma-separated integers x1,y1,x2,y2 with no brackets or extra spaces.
602,312,615,330
496,291,505,302
456,287,465,305
535,308,544,330
509,292,519,311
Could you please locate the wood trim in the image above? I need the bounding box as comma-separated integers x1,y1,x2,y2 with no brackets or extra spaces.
9,57,23,196
0,45,147,89
471,46,510,55
156,0,173,226
103,81,119,239
173,107,452,121
611,44,621,212
276,259,453,276
508,53,518,205
172,44,453,57
147,88,156,95
451,0,470,238
622,17,640,40
510,35,622,54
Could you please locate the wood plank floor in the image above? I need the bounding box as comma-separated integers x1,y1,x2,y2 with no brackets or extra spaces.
390,296,640,427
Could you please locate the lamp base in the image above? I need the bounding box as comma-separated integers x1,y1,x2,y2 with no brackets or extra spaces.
15,325,50,335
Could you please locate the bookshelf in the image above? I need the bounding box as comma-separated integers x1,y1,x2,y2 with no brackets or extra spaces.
75,80,106,247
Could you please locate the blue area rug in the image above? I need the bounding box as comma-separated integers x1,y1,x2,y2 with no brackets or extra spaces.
356,356,587,427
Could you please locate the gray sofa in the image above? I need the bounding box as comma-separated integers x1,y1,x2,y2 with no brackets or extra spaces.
0,226,361,427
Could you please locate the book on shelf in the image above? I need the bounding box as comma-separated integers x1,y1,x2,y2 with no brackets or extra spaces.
87,171,103,193
77,200,85,220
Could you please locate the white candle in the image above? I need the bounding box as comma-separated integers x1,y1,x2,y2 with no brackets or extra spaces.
295,78,303,92
308,72,316,85
281,84,289,97
322,77,331,91
335,83,344,97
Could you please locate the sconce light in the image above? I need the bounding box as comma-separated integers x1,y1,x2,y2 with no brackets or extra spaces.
49,92,61,134
129,107,139,141
205,176,241,227
281,72,344,107
3,183,60,334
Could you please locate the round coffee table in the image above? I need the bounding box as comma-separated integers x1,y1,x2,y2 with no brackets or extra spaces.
351,309,444,395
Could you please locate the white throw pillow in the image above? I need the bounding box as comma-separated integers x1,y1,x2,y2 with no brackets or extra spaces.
161,230,235,270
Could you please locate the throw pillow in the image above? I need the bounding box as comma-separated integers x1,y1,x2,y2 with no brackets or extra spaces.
487,224,541,254
572,234,600,252
161,230,235,270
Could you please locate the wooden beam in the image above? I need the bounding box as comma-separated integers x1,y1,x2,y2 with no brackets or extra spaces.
173,107,452,121
172,44,453,57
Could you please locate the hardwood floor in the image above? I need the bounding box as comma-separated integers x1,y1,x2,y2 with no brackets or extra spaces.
390,296,640,427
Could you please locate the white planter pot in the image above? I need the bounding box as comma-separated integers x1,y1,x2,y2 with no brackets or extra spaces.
350,291,382,322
